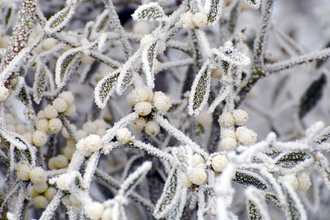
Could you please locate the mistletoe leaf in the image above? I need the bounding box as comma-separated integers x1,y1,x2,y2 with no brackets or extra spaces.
207,0,224,26
33,64,48,104
233,170,267,190
188,63,211,115
45,6,75,32
142,41,157,89
298,73,327,119
55,48,82,87
132,2,165,21
119,161,152,196
94,70,120,109
154,168,181,219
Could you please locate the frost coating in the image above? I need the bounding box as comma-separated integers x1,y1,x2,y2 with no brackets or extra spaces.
116,128,131,144
236,126,257,145
76,134,102,156
219,112,235,128
135,102,152,116
212,154,228,172
153,91,171,112
0,86,9,101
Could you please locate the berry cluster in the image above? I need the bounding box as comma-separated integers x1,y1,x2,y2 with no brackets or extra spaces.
219,109,257,151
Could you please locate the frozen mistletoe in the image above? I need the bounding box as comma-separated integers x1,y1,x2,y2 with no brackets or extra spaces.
1,0,330,219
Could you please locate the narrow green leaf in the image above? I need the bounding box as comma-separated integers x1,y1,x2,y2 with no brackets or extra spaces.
298,73,327,119
55,48,82,87
188,63,211,115
142,41,157,89
283,183,307,220
233,171,267,190
248,200,262,220
207,0,224,26
154,168,180,219
46,6,74,32
119,161,152,196
275,152,311,166
132,2,165,21
33,64,48,104
94,70,120,109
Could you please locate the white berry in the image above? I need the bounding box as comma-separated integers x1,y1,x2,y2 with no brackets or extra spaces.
197,112,212,127
132,117,146,130
85,202,104,220
219,137,237,151
133,21,151,35
102,208,113,220
76,134,102,156
83,121,97,134
279,175,298,190
116,128,131,144
181,173,192,188
193,154,205,165
52,98,68,113
236,126,257,145
232,109,249,126
145,121,160,135
17,164,31,181
192,12,208,27
221,129,237,140
212,155,228,172
135,102,152,116
188,167,207,185
44,187,57,201
44,105,58,119
64,104,76,116
153,91,171,112
0,86,9,101
48,118,63,134
219,112,234,128
32,130,48,147
30,167,47,185
297,173,311,191
181,12,194,29
33,196,48,209
58,91,74,105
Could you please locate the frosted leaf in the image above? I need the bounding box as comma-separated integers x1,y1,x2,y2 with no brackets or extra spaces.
17,84,31,108
33,63,48,104
275,152,311,167
142,41,157,89
167,187,187,220
83,151,100,190
232,170,267,190
55,48,82,87
116,70,134,95
94,9,110,34
171,146,193,173
245,0,261,9
208,85,231,114
213,42,250,66
188,62,211,116
154,168,181,219
207,0,224,26
298,74,326,119
283,182,307,220
118,161,152,196
245,187,271,220
45,6,75,33
0,128,31,151
132,2,166,21
94,70,120,109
